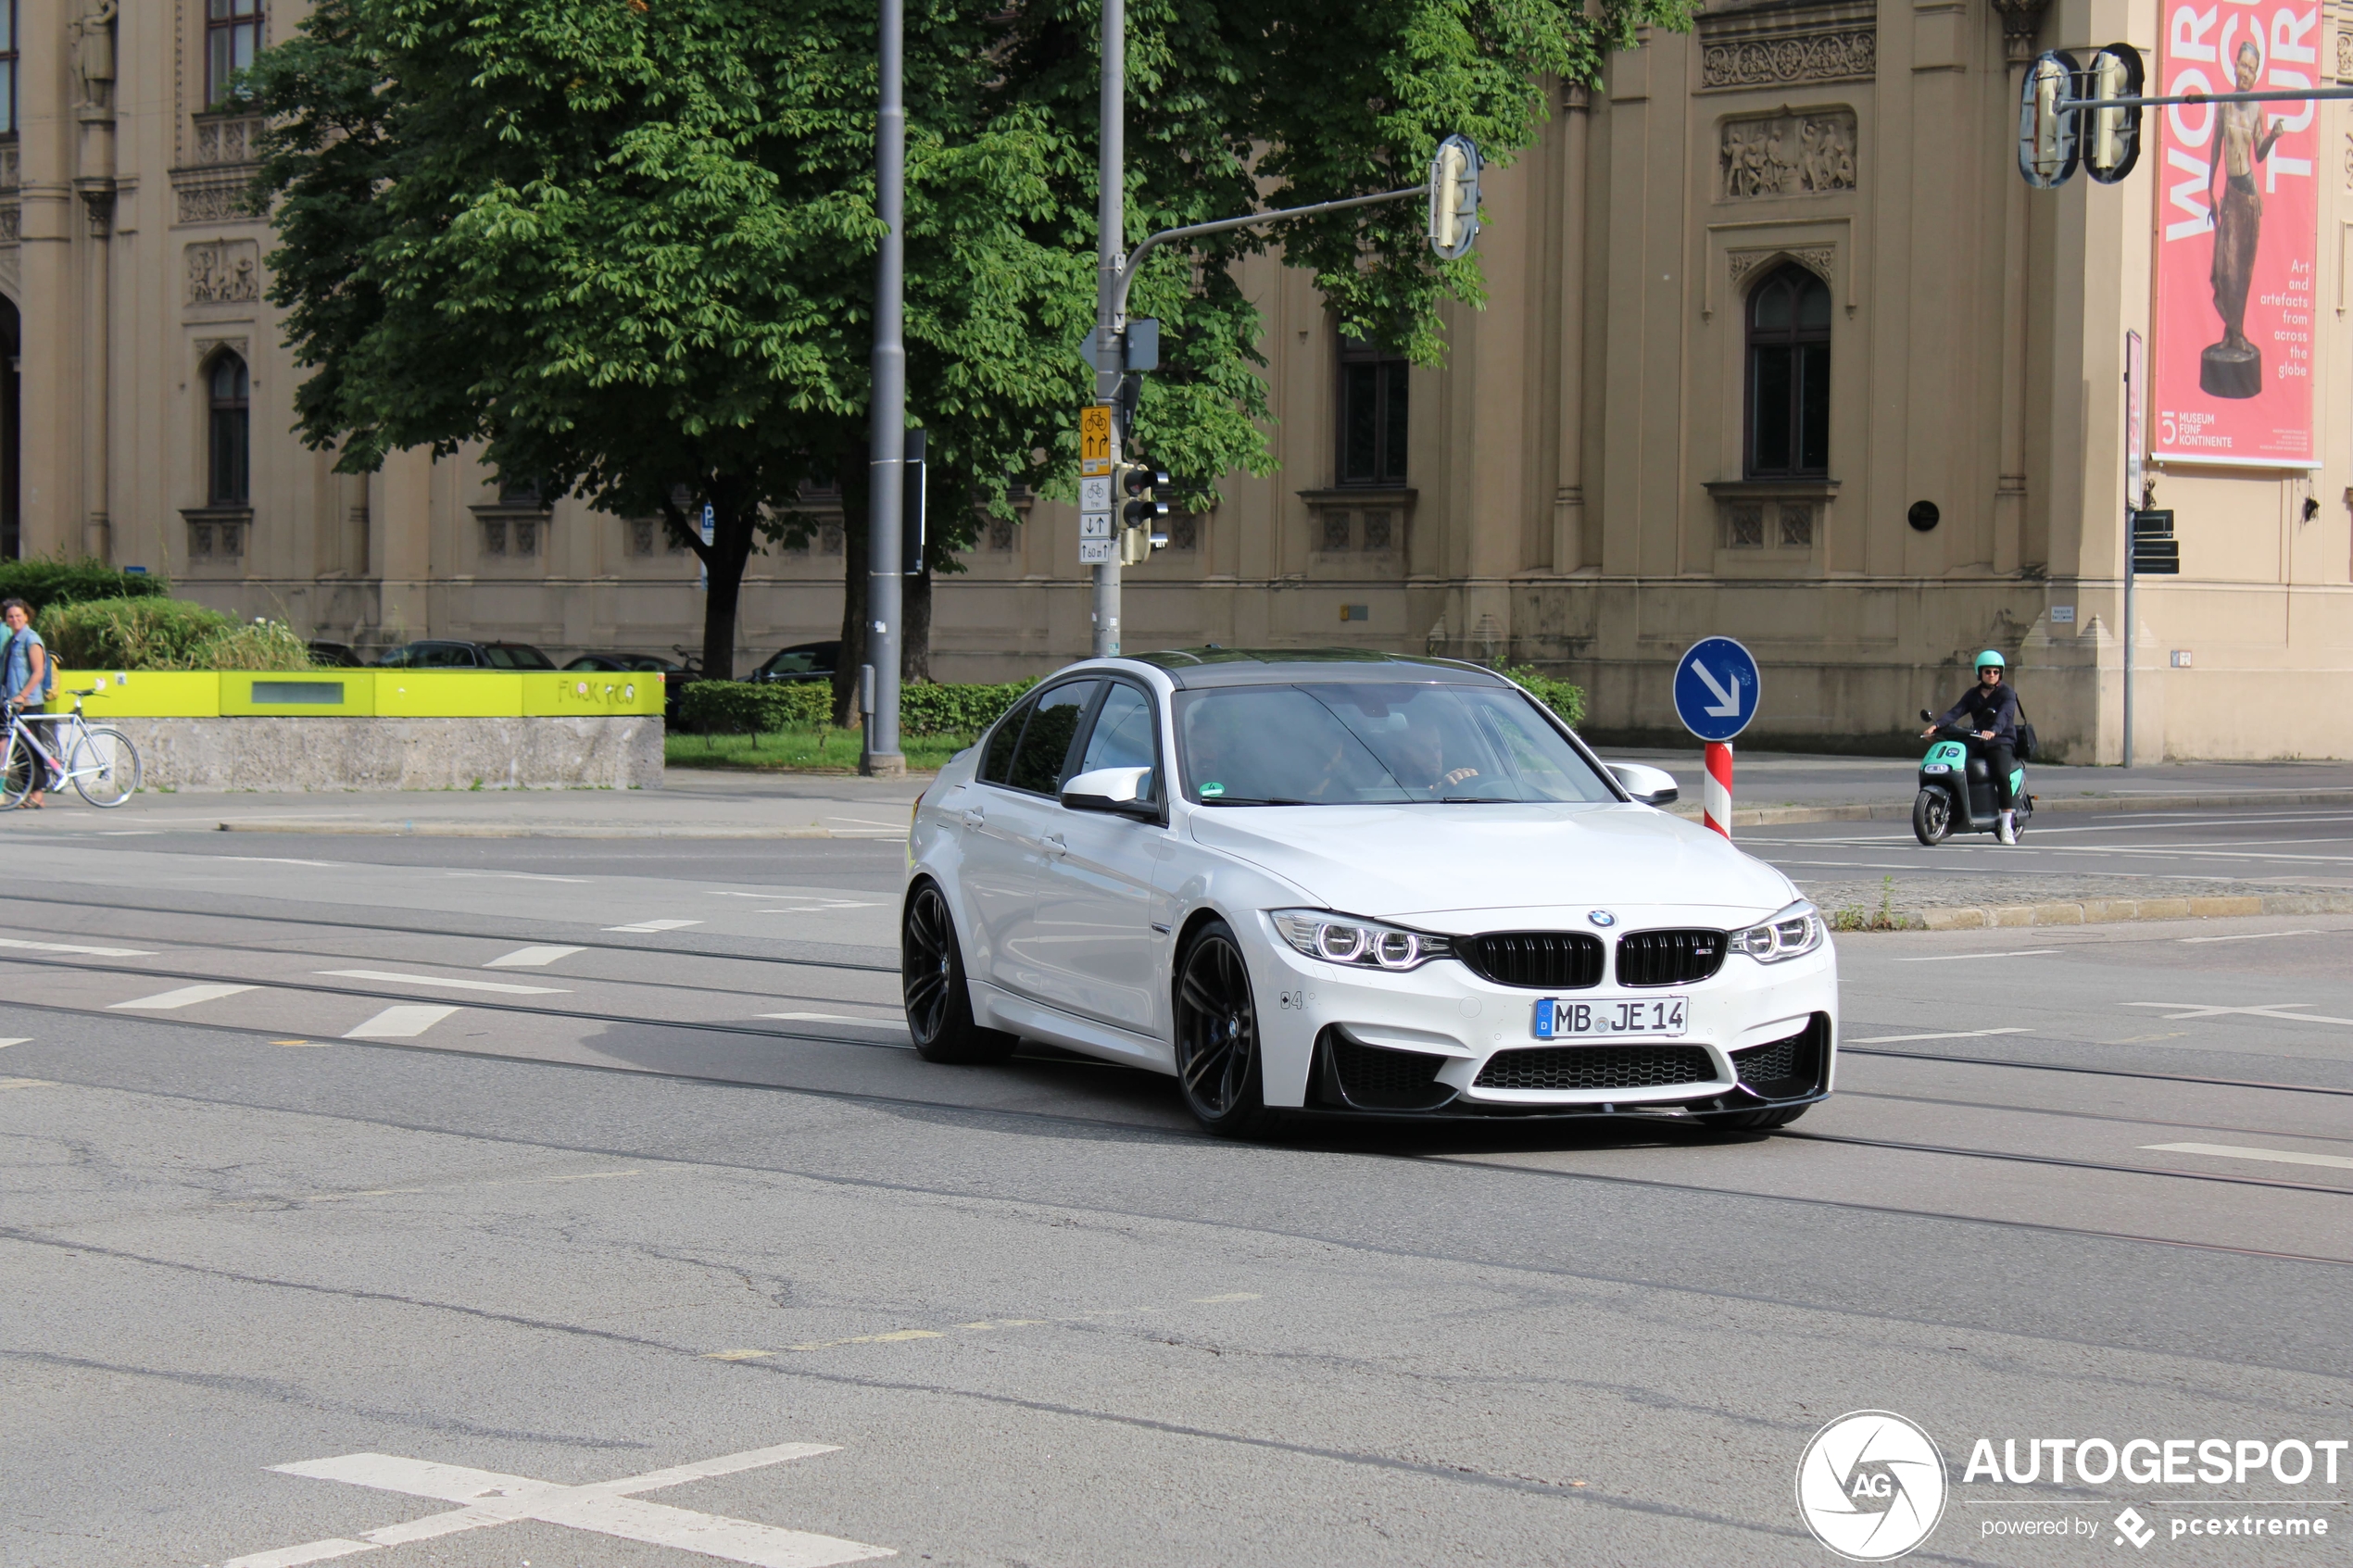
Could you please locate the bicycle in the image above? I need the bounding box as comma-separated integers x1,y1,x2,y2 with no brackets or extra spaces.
3,688,143,809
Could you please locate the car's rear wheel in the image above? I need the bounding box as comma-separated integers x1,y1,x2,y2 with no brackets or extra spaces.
902,882,1017,1064
1173,920,1277,1137
1694,1103,1809,1131
1910,787,1951,847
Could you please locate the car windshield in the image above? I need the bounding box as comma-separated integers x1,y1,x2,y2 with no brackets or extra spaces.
1174,682,1617,806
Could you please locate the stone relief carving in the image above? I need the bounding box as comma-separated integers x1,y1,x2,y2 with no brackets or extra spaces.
174,171,260,224
2338,31,2352,81
2345,129,2353,188
1721,109,1857,199
1728,245,1836,295
71,0,119,109
1702,30,1876,90
186,240,262,305
194,115,264,167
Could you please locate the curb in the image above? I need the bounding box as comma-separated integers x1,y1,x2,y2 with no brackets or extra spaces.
1671,788,2353,828
210,820,908,841
1843,891,2353,933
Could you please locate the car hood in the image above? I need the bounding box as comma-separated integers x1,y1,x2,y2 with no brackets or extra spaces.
1185,801,1800,926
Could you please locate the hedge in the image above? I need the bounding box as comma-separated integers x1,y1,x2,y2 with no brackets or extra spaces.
676,677,1036,737
36,598,315,671
0,560,170,611
1497,665,1589,729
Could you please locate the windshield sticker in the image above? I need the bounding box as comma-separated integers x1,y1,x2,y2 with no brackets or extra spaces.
1201,782,1225,797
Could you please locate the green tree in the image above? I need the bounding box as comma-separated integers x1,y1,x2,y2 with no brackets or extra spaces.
250,0,1685,690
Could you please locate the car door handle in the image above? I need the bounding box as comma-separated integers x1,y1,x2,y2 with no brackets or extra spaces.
962,809,986,829
1042,833,1067,856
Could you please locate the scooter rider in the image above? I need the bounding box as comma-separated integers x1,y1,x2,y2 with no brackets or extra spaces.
1923,650,2022,844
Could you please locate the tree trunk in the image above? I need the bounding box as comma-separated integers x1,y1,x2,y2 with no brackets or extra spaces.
698,489,760,682
831,445,871,728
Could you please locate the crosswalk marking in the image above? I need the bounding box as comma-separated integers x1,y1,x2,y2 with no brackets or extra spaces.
483,945,585,969
110,983,257,1010
319,969,567,996
344,1006,460,1039
0,935,156,958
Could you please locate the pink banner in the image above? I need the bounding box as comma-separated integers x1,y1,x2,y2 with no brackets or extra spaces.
2151,0,2321,467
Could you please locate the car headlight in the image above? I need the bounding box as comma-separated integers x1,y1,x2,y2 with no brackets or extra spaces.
1269,909,1453,972
1730,899,1825,963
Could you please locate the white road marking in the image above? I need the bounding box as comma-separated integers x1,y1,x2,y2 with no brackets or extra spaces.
109,983,257,1010
2179,929,2323,944
319,969,568,996
606,919,704,933
2122,1001,2353,1026
343,1006,460,1039
1849,1027,2032,1044
0,1037,28,1048
2143,1141,2353,1172
0,935,156,958
232,1443,889,1568
211,857,345,868
762,1012,907,1029
0,1077,55,1091
444,871,591,884
761,903,883,913
483,945,585,969
1892,950,2061,961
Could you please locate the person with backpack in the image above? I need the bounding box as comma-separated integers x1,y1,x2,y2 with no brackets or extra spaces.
1,597,54,809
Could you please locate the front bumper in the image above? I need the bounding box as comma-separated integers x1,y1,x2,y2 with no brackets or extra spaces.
1250,921,1838,1117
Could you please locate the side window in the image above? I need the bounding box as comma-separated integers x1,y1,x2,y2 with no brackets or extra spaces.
1007,681,1099,795
1076,683,1158,790
979,695,1037,785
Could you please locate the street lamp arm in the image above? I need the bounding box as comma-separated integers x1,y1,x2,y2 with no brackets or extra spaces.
1112,183,1425,325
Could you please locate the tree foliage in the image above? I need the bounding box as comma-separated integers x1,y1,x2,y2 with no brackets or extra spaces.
247,0,1686,686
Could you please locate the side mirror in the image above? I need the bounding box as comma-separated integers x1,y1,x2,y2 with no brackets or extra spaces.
1060,766,1160,821
1919,709,1934,724
1605,761,1680,807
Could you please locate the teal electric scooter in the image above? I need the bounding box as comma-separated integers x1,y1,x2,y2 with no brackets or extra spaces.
1911,710,2032,846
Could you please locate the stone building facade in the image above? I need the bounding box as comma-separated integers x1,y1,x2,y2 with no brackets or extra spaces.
4,0,2348,759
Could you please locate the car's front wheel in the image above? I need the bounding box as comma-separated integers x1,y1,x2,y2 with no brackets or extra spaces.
901,882,1018,1064
1173,920,1277,1137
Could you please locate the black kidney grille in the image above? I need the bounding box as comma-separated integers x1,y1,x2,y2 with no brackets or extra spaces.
1474,1044,1716,1092
1329,1035,1453,1109
1457,932,1604,990
1615,930,1726,987
1730,1015,1828,1097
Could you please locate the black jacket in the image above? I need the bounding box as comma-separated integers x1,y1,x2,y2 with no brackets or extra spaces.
1936,683,2020,745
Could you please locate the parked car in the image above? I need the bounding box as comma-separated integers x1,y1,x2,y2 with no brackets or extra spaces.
747,641,840,684
900,648,1836,1136
564,653,693,721
376,640,556,670
307,641,369,668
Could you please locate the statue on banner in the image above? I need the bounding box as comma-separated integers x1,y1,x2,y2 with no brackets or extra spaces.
2202,38,2284,397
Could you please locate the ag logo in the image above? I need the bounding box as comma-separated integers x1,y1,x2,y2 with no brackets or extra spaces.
1795,1411,1947,1561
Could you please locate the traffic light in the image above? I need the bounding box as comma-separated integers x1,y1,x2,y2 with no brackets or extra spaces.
1428,134,1481,260
2084,44,2144,184
1114,458,1170,565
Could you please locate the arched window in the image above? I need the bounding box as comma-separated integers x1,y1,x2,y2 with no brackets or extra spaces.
1745,264,1831,478
207,353,249,505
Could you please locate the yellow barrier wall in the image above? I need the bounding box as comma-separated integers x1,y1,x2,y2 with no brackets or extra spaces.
44,671,663,719
49,671,222,718
220,671,378,717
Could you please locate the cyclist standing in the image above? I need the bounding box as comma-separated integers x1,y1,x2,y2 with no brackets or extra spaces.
1,598,52,809
1922,649,2021,844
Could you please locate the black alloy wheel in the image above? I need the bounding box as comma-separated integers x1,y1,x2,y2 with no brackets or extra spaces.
1911,787,1952,847
901,882,1017,1064
1172,920,1277,1136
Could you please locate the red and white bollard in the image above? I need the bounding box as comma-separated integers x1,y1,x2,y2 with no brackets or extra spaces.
1703,742,1733,839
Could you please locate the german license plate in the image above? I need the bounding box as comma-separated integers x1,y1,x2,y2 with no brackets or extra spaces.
1533,996,1689,1040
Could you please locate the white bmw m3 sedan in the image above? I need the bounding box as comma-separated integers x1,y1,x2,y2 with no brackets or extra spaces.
900,648,1837,1136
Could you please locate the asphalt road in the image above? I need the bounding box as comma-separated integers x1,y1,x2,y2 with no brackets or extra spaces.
5,830,2351,1567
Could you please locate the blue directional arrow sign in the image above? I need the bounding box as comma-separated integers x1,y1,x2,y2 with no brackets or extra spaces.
1673,636,1761,743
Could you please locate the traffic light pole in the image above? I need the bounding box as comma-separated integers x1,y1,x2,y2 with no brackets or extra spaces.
861,0,907,773
1090,0,1125,659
